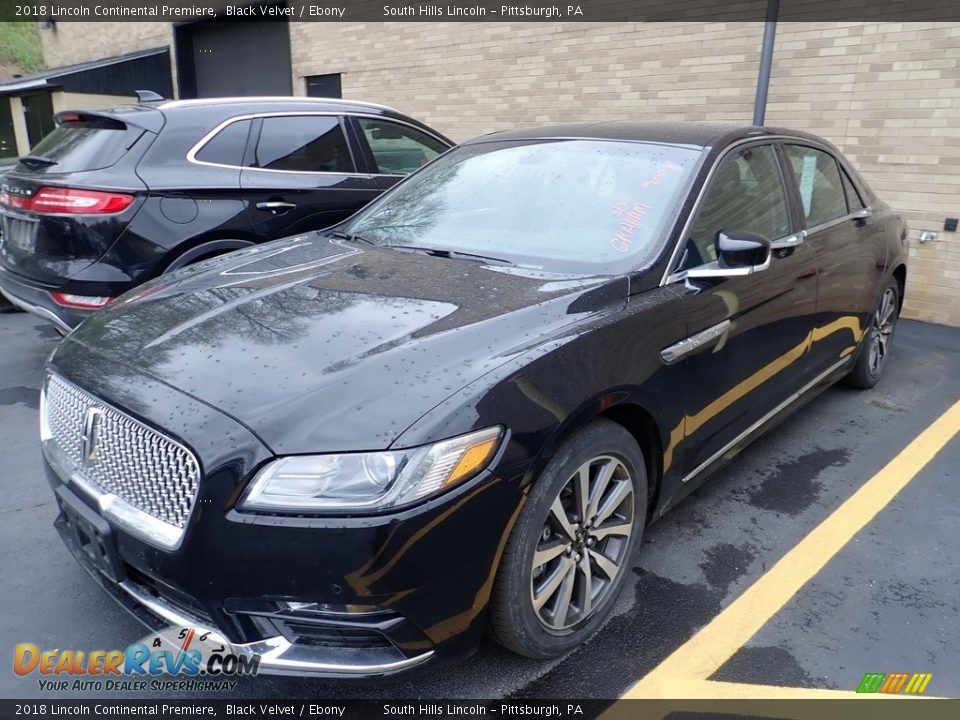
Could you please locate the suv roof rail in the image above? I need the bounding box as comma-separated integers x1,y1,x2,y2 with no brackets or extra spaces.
156,96,395,112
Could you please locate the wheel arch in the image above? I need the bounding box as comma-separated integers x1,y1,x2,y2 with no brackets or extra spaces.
163,238,256,273
598,403,664,519
892,263,907,310
531,395,667,520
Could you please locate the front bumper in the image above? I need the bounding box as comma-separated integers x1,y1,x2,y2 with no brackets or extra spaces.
55,499,434,677
45,420,524,678
48,460,519,678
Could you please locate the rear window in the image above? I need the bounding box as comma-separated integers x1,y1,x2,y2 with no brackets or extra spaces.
194,119,252,166
17,115,144,173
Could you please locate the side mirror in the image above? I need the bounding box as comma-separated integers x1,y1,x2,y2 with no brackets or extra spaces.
685,230,772,279
717,230,771,268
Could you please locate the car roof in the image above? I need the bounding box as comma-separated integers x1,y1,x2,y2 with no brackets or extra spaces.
461,120,826,149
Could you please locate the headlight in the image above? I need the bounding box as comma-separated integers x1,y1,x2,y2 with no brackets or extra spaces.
239,426,503,513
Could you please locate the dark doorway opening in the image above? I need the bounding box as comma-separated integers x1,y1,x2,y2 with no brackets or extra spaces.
175,10,292,99
21,92,55,149
305,74,342,99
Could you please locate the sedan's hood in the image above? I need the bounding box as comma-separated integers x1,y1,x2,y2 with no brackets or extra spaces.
64,236,628,454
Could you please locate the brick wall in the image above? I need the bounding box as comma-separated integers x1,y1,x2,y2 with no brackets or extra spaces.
40,22,172,66
765,22,960,325
290,22,766,137
40,20,960,325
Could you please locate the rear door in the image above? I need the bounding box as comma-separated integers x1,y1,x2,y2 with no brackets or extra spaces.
240,114,381,239
349,116,450,191
779,143,884,373
666,142,819,480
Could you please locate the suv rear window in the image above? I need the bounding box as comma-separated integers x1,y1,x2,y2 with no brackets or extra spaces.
194,119,252,166
17,114,144,174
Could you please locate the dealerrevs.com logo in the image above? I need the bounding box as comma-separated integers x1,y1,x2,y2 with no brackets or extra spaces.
14,627,260,692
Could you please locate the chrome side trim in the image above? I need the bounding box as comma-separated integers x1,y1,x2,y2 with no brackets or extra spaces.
660,319,731,365
186,111,450,174
803,206,873,237
0,287,73,334
771,229,807,250
679,357,851,483
117,580,435,678
683,249,772,280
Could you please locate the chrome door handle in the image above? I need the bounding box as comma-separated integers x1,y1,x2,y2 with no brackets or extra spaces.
256,201,297,214
771,230,807,250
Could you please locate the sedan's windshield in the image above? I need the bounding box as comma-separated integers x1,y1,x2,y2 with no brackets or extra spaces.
343,139,703,274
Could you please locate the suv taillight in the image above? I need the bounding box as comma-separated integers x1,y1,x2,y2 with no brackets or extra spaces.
0,187,134,215
50,292,113,309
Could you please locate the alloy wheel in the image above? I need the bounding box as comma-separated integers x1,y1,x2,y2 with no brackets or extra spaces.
529,455,635,632
867,287,898,376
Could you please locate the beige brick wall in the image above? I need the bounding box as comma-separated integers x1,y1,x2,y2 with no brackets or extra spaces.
290,22,766,137
40,22,172,66
765,22,960,326
38,20,960,326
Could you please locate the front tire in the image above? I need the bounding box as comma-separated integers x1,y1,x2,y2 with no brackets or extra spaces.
845,279,900,389
488,420,647,658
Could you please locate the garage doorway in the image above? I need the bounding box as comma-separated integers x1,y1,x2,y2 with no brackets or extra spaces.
175,11,292,98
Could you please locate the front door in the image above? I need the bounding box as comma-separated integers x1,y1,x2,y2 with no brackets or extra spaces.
667,143,819,480
349,116,449,192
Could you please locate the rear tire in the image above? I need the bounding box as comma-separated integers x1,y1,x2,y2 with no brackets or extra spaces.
844,279,900,389
488,420,647,659
0,295,24,313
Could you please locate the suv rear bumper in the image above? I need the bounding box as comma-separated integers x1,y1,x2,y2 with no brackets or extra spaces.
0,266,90,332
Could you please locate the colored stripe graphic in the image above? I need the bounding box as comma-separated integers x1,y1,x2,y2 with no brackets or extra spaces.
857,672,932,694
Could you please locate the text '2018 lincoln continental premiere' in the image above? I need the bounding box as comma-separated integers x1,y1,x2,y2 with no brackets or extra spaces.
41,121,907,677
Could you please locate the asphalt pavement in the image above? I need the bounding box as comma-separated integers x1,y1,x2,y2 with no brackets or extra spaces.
1,310,958,701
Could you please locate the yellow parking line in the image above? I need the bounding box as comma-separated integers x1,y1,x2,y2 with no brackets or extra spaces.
620,396,960,699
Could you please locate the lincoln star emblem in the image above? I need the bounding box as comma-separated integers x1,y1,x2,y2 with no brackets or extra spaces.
81,408,103,466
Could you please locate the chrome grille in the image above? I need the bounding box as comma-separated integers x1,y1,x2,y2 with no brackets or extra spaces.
44,374,201,531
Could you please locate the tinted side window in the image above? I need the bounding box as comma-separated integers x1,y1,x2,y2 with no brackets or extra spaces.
680,145,790,270
783,145,848,226
252,116,354,173
840,167,865,211
357,118,446,175
195,119,251,166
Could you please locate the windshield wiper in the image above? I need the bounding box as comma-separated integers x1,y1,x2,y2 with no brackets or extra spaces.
18,154,58,168
326,230,374,245
382,244,515,266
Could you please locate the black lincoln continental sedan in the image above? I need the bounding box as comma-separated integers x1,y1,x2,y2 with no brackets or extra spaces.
41,121,907,676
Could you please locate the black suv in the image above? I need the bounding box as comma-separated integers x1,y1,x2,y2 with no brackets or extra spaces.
0,97,452,331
